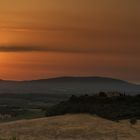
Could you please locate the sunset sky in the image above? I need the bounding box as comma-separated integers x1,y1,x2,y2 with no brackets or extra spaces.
0,0,140,83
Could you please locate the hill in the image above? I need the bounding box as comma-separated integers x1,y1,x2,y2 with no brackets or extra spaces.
0,76,139,121
0,114,140,140
0,76,140,95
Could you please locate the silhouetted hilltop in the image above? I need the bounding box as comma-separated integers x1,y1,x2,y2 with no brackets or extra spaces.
27,76,130,84
0,76,139,94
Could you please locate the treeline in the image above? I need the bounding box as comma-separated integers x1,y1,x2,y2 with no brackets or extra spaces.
0,106,22,117
46,94,140,121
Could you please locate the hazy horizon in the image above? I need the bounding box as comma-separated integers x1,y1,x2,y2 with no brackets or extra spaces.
0,75,140,85
0,0,140,83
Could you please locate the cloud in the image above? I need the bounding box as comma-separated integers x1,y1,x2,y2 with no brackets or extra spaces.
0,46,44,52
0,45,109,54
0,45,139,57
0,25,92,33
0,46,90,53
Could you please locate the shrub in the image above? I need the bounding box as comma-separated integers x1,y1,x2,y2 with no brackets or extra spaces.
99,92,107,97
0,137,19,140
46,94,140,121
130,118,137,125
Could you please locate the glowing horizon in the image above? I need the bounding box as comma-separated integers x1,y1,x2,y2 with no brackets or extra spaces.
0,0,140,83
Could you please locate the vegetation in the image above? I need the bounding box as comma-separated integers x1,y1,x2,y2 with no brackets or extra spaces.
0,92,140,122
130,118,137,125
0,93,69,122
46,93,140,121
0,137,19,140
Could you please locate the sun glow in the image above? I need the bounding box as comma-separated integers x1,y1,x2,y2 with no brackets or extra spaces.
0,31,14,46
0,52,12,66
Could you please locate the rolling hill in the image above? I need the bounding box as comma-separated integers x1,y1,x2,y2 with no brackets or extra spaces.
0,76,140,95
0,114,140,140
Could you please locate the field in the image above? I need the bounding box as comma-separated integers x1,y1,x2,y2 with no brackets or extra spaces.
0,93,69,122
0,94,140,140
0,114,140,140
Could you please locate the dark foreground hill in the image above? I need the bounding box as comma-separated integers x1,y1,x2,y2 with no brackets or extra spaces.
0,76,140,95
46,94,140,121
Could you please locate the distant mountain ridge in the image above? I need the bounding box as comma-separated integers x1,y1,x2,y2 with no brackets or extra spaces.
29,76,130,83
0,76,140,95
0,76,137,84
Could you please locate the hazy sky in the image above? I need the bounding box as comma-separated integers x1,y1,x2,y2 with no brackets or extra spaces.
0,0,140,83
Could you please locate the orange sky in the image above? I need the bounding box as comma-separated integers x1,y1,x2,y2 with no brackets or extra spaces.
0,0,140,83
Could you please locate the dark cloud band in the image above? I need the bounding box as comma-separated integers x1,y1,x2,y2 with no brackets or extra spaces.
0,46,88,53
0,46,139,57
